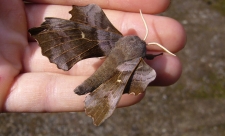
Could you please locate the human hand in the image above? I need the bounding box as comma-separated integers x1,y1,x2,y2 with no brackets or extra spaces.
0,0,185,112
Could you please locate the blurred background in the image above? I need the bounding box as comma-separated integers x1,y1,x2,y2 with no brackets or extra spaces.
1,0,225,135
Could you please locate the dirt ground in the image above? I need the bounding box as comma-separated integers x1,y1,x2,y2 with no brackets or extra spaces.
0,0,225,135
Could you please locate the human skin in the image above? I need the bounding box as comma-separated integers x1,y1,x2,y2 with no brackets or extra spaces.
0,0,185,112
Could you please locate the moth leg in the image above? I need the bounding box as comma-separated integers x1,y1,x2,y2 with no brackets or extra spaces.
145,53,163,60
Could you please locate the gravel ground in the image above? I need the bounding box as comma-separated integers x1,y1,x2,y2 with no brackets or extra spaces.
1,0,225,135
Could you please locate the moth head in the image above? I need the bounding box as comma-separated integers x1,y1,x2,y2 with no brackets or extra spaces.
115,35,146,60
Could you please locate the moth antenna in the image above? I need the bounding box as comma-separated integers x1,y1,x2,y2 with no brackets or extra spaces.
139,9,148,41
140,10,176,56
147,42,176,56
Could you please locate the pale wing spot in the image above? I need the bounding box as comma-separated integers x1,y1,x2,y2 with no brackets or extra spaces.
117,80,122,83
81,31,85,38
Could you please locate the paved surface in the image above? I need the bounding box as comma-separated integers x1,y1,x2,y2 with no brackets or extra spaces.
1,0,225,135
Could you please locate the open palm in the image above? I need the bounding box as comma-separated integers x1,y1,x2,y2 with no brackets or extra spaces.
0,0,185,112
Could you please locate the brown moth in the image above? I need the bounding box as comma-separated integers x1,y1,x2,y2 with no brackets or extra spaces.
28,4,167,126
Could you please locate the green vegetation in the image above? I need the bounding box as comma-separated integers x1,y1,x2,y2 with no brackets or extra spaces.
204,0,225,15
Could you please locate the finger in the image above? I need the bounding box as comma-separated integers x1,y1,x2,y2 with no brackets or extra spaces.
23,45,182,86
107,11,186,53
26,4,185,50
0,0,27,110
23,42,105,76
3,73,144,112
146,54,182,86
26,0,170,13
26,5,185,52
0,0,27,69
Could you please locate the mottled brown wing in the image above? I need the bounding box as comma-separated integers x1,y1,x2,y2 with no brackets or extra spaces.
69,4,122,35
85,58,141,126
126,58,156,95
28,4,122,71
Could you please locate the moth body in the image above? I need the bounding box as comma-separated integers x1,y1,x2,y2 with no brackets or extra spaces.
74,35,147,95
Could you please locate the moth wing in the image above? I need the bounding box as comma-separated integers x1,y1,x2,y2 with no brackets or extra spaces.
28,5,122,71
69,4,122,35
85,58,141,126
125,58,156,95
